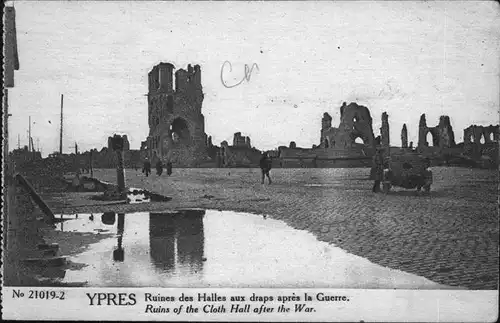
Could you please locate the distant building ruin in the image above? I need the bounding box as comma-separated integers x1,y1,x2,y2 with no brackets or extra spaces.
401,124,408,148
320,102,376,149
417,114,456,149
463,125,499,145
144,62,209,166
218,133,261,167
462,125,499,165
232,132,251,148
381,112,390,150
276,102,380,168
108,135,130,151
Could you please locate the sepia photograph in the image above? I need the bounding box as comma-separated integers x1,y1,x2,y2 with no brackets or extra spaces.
2,0,499,320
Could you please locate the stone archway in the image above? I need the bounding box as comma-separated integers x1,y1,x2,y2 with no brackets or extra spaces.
170,117,191,146
424,129,438,147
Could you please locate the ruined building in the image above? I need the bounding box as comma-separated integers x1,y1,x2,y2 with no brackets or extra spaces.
108,135,130,151
417,114,456,149
380,112,390,149
232,132,251,148
320,102,376,149
462,125,499,163
144,62,209,166
218,133,261,167
401,124,408,148
463,125,499,145
277,102,379,168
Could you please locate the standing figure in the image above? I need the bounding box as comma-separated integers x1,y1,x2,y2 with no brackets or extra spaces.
166,161,173,176
259,152,273,184
371,148,384,193
142,158,151,177
156,159,163,176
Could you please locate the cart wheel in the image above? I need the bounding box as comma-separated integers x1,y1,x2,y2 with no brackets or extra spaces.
382,182,391,194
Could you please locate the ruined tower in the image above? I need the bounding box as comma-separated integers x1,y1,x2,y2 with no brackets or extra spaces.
418,114,428,147
320,102,375,149
146,62,208,166
381,112,390,149
401,124,408,148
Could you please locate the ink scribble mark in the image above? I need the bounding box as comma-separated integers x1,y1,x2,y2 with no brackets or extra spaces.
221,61,260,88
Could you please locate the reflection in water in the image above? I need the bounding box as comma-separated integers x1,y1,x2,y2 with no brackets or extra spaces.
102,212,116,225
149,210,205,275
113,214,125,262
58,210,450,289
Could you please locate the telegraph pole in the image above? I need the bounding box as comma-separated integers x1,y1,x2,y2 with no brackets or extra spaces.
28,116,31,152
59,94,63,154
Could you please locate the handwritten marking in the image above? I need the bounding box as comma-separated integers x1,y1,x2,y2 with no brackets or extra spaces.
220,61,260,88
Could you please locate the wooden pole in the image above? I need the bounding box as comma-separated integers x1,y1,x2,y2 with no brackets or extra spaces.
59,94,63,154
28,116,31,152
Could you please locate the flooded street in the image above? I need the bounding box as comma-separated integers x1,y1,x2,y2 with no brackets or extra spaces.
57,210,449,289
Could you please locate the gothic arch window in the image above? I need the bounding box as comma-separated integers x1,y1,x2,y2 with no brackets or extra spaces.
324,138,329,148
426,131,435,147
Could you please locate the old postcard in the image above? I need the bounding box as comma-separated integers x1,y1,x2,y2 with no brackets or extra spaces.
2,0,499,321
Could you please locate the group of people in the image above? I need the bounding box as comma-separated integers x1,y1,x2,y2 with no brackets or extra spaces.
142,158,172,177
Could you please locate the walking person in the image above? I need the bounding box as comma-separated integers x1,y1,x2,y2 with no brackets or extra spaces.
142,158,151,177
156,159,163,176
371,148,384,193
259,152,272,184
166,161,173,176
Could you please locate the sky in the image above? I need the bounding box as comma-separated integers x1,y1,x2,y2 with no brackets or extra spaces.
7,0,500,155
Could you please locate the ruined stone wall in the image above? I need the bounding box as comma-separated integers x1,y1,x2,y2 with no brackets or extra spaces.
462,124,499,163
418,114,456,149
108,135,130,151
232,132,251,148
464,125,499,145
219,141,261,167
320,102,375,150
381,112,390,149
401,124,408,148
145,62,209,166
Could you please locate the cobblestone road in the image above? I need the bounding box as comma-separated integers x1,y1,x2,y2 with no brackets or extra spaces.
84,167,499,289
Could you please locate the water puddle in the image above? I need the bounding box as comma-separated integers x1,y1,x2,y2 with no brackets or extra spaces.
56,210,449,289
